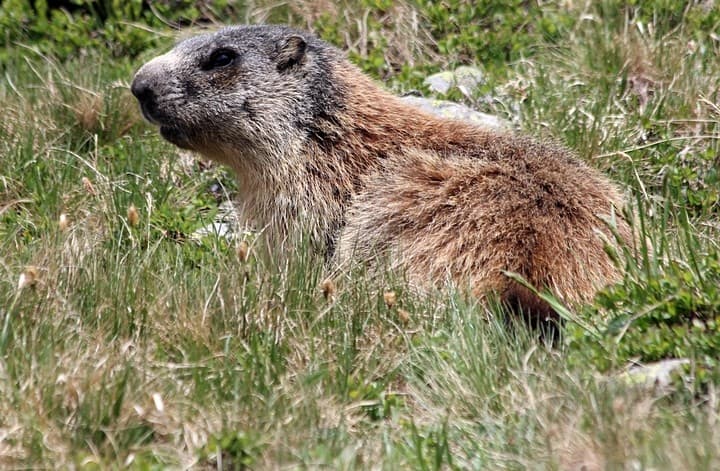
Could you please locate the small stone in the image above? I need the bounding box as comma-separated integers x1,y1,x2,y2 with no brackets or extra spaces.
424,70,455,94
453,66,485,98
616,358,690,389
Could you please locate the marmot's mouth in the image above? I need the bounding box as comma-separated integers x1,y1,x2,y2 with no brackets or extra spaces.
160,126,193,150
140,102,160,125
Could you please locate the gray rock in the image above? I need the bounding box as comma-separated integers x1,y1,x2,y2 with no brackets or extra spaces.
616,358,690,389
424,66,485,98
190,200,247,241
423,70,455,94
400,95,510,131
453,66,485,98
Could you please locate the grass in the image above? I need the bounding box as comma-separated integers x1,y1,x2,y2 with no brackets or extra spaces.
1,0,720,468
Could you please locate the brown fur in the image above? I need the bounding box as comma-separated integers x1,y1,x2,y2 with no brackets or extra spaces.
132,25,633,322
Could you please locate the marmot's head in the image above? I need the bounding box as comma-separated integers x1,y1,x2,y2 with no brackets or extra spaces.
131,25,345,161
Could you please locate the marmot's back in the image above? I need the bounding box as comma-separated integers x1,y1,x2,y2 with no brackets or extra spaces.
339,140,630,321
131,25,633,322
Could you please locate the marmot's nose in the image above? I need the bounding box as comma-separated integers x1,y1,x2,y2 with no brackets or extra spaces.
131,75,154,104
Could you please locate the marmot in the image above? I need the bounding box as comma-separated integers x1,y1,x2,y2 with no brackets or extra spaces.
131,25,633,322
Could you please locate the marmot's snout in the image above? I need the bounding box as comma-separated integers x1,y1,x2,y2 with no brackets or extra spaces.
131,54,196,150
131,54,177,127
131,74,160,124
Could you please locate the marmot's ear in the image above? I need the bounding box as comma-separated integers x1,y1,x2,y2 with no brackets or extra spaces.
274,35,307,72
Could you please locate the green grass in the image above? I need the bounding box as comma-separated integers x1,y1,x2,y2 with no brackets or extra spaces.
2,0,720,468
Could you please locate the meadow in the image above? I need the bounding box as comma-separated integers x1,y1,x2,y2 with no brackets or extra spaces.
1,1,719,468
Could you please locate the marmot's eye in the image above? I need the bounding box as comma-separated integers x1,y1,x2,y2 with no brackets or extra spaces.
204,49,237,70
